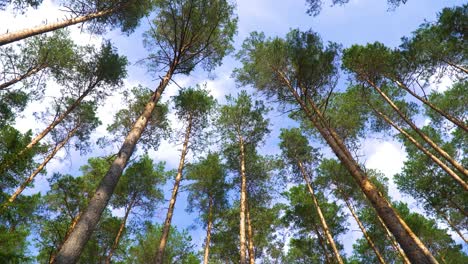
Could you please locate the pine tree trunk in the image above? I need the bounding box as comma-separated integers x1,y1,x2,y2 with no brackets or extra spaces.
246,202,255,264
441,59,468,74
342,197,386,264
387,76,467,132
366,78,467,177
203,196,213,264
0,63,47,90
0,7,118,46
432,206,467,243
297,161,344,264
275,69,438,264
105,193,136,264
239,136,248,264
312,223,332,264
3,124,78,207
52,67,174,264
376,214,411,264
155,115,192,264
49,212,82,264
370,105,467,190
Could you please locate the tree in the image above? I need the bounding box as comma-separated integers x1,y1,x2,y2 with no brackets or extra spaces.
106,155,168,264
185,153,229,264
217,90,270,264
126,222,200,264
235,29,438,263
54,0,236,260
279,128,345,263
305,0,408,16
0,0,42,12
0,0,155,46
156,86,216,264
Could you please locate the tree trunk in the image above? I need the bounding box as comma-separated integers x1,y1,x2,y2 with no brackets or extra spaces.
239,137,248,264
3,124,78,207
52,67,174,264
246,202,255,264
297,161,344,264
49,212,82,264
366,78,467,177
376,214,411,264
0,7,118,46
312,223,332,264
342,197,386,264
441,59,468,74
203,196,214,264
432,205,467,243
155,115,192,264
370,105,467,190
388,76,467,132
0,63,47,90
105,193,136,264
275,69,438,264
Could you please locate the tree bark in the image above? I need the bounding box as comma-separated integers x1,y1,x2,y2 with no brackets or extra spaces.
105,193,136,264
342,197,386,264
376,214,411,264
275,69,438,264
387,76,468,132
370,105,467,190
297,161,344,264
0,63,47,90
246,202,255,264
312,223,332,264
203,196,214,264
0,7,118,46
239,136,248,264
3,124,78,207
366,78,467,177
52,67,174,264
155,115,192,264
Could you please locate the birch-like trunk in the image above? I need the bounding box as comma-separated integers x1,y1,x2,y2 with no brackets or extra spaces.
52,67,174,264
155,115,192,264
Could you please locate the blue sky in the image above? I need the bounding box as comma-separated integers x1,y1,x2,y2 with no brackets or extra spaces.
1,0,466,260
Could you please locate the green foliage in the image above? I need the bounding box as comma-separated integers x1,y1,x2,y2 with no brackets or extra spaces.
279,127,318,178
425,81,467,128
305,0,408,16
0,0,42,11
126,222,200,263
106,85,170,150
0,90,28,127
144,0,237,74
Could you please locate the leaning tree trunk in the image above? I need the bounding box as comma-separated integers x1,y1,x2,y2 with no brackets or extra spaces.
274,69,438,264
246,202,255,264
203,196,214,264
312,223,332,264
387,76,468,132
341,194,386,264
0,63,47,90
0,6,119,46
239,136,248,264
429,202,468,243
155,115,192,264
4,124,79,207
441,59,468,74
297,160,344,264
366,78,467,177
370,105,467,190
105,193,137,264
51,66,175,264
49,212,82,264
376,214,411,264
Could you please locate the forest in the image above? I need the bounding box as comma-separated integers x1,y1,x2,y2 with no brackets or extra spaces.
0,0,466,263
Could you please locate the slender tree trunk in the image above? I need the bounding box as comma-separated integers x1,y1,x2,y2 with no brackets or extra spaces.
388,76,468,132
3,125,78,207
275,69,438,264
342,197,386,264
239,136,248,264
155,115,192,264
312,223,332,264
0,7,119,46
203,196,214,264
52,66,175,264
105,193,136,264
0,64,47,90
246,202,255,264
370,105,467,190
366,78,467,177
49,212,82,264
297,161,344,264
448,199,467,217
441,59,468,74
432,206,467,243
376,214,411,264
